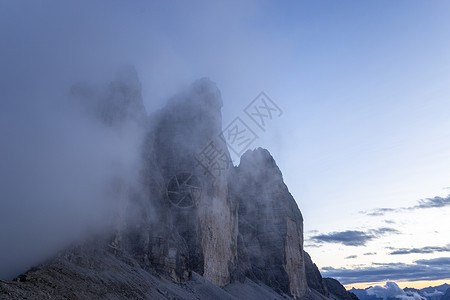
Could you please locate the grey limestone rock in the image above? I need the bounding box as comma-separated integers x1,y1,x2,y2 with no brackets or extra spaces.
0,75,353,300
324,278,359,300
230,148,308,299
305,251,329,297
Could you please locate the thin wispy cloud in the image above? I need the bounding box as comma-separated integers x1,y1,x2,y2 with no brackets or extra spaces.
360,195,450,216
303,243,323,249
310,227,400,247
321,257,450,284
388,244,450,255
363,208,397,217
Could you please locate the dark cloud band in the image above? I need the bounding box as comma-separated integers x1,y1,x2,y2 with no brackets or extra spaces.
310,227,399,247
360,195,450,217
389,244,450,255
321,257,450,284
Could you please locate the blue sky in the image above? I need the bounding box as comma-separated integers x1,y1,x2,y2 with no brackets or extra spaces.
1,0,450,287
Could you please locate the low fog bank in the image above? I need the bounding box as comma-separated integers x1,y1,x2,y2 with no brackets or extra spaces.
0,0,254,280
368,282,425,300
0,68,149,280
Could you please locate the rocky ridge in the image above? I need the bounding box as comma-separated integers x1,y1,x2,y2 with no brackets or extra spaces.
0,72,353,300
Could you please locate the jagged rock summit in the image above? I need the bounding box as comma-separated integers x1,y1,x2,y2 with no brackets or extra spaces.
231,148,307,298
0,75,353,300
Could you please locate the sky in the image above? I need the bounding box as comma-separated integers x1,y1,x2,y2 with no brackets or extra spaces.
1,0,450,288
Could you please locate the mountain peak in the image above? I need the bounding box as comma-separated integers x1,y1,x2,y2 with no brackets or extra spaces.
1,77,347,300
191,77,222,108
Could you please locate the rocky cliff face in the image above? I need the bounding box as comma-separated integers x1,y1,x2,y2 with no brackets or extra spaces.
136,78,238,287
324,278,359,300
305,251,329,297
230,148,307,299
0,75,351,300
